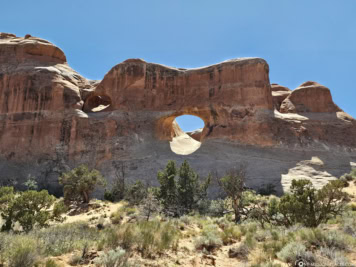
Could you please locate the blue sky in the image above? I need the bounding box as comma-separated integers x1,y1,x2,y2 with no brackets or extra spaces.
1,1,355,131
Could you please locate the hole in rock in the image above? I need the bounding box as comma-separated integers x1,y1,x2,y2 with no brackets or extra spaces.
170,115,205,155
86,95,112,112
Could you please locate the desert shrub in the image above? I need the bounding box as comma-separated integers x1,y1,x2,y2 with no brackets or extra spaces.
340,169,356,182
110,212,123,225
112,220,179,257
115,224,137,250
52,200,68,222
59,164,106,204
155,160,210,216
296,228,351,251
136,220,179,257
110,205,138,225
23,175,38,191
4,235,42,267
44,259,60,267
244,232,257,249
207,198,231,217
342,214,356,238
221,224,243,245
319,247,352,267
180,215,194,226
93,247,131,267
320,231,351,251
228,243,249,260
250,179,349,228
0,187,62,232
69,252,82,266
277,241,315,265
32,222,100,256
194,224,223,252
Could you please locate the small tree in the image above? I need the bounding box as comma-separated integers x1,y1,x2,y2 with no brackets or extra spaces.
139,188,161,221
156,161,179,213
0,186,16,231
156,160,210,216
218,165,247,223
0,187,64,232
278,179,348,227
59,164,106,204
248,179,349,228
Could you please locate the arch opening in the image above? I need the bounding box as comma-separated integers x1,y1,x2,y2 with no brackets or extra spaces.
170,115,205,155
83,94,112,113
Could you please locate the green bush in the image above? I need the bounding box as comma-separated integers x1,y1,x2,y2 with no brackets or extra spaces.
5,235,42,267
111,220,179,258
221,224,243,245
59,164,106,204
93,247,131,267
228,243,249,260
194,224,223,252
32,222,101,256
0,187,62,232
207,198,231,217
277,241,315,265
319,246,352,266
340,169,356,182
52,200,68,222
249,179,349,228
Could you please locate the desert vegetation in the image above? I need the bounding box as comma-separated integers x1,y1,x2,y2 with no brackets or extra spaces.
0,163,355,266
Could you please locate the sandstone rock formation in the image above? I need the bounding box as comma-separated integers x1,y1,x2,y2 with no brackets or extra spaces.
0,33,355,195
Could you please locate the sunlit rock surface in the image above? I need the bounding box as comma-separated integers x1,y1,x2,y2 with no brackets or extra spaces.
0,33,355,195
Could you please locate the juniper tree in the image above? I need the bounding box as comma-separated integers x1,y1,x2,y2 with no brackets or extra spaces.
59,164,106,204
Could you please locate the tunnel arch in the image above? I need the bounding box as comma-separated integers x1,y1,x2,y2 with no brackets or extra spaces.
156,109,212,155
83,94,112,113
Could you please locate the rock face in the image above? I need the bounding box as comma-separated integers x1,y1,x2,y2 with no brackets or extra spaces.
280,81,341,113
0,33,355,195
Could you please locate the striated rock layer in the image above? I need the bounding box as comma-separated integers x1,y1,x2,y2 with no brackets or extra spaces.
0,33,355,195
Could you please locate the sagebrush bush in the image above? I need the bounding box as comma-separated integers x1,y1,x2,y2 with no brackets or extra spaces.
93,247,130,267
228,243,249,260
319,246,352,267
277,241,315,265
5,235,42,267
221,224,243,245
110,220,179,258
110,205,137,225
296,228,351,251
32,222,101,256
194,224,223,252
